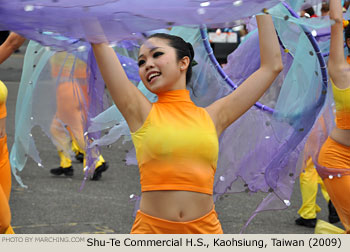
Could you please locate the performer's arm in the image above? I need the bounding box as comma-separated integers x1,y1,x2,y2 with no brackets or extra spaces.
92,43,151,132
0,32,25,64
0,117,5,138
328,0,350,89
0,82,8,138
206,14,283,136
0,32,22,137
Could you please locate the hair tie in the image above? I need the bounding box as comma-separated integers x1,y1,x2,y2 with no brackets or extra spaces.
191,60,198,67
343,19,349,28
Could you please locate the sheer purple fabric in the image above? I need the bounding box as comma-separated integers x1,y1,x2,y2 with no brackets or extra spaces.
1,0,280,49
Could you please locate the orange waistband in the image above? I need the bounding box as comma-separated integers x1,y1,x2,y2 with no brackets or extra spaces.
318,137,350,169
130,206,223,234
326,137,350,152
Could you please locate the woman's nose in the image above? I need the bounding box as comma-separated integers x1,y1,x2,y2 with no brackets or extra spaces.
145,60,155,71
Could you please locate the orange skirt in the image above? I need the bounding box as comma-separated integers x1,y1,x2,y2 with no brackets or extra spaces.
318,137,350,233
130,207,223,234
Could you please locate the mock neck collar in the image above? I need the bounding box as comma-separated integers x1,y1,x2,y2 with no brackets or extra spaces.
156,89,191,103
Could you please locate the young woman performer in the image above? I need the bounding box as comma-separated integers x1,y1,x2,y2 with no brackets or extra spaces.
91,13,282,234
0,32,25,234
317,0,350,234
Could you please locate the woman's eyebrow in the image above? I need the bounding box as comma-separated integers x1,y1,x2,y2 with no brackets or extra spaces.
138,47,162,60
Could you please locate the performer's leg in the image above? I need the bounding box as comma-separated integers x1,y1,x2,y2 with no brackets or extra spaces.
319,176,330,202
83,154,106,168
318,137,350,233
57,150,72,168
322,176,350,233
66,126,84,163
50,117,74,176
296,158,319,227
319,175,340,223
95,155,105,168
71,135,84,163
71,137,81,154
90,155,108,181
69,124,108,181
52,80,84,172
57,80,108,180
0,181,11,234
321,176,350,233
0,135,13,233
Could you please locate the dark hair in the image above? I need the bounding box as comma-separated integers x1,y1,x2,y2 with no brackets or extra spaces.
147,33,194,85
345,24,350,53
304,7,315,17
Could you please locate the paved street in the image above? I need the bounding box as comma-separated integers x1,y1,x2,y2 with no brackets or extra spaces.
1,43,345,234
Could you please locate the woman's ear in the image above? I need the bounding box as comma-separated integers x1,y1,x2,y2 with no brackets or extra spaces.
179,56,190,71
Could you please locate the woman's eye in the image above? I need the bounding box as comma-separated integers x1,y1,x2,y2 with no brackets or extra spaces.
138,60,145,67
153,52,164,58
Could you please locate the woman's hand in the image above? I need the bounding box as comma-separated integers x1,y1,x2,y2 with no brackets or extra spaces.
0,117,6,138
81,18,108,44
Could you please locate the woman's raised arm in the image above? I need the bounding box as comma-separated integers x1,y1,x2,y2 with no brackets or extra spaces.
328,0,350,89
92,43,151,132
206,14,283,136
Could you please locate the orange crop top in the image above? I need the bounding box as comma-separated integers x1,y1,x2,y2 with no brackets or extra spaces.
330,56,350,130
131,89,219,195
332,80,350,129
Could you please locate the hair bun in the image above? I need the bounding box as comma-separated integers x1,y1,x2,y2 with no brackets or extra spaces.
187,42,194,61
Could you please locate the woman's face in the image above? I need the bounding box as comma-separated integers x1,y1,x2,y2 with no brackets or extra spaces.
138,37,185,93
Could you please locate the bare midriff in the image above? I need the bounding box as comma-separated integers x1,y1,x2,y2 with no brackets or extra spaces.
330,127,350,147
140,190,214,222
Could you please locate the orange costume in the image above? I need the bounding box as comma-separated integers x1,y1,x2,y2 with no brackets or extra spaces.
50,52,88,165
130,89,223,234
317,76,350,233
49,52,105,171
0,80,14,234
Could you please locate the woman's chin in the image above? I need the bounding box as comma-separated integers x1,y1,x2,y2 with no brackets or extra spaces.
147,83,168,94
